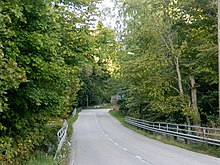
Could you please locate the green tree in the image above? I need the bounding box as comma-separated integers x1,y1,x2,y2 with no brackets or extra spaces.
113,0,218,125
77,22,118,107
0,0,113,163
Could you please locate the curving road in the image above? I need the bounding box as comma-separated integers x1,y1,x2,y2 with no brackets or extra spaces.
68,109,220,165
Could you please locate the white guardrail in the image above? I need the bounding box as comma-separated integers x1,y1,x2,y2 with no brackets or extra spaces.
54,108,76,159
125,116,220,146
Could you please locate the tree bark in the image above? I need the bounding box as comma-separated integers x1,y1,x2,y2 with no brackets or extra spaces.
175,56,183,95
218,0,220,119
189,75,201,125
174,56,191,125
161,33,192,125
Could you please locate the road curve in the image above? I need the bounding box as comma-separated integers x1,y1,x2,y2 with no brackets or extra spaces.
68,109,220,165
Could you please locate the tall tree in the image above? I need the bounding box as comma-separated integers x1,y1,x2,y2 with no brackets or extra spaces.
218,0,220,119
113,0,218,125
0,0,115,163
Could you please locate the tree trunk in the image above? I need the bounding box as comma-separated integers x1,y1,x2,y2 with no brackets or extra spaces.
175,56,191,125
161,34,193,125
189,75,201,125
218,0,220,119
175,56,183,95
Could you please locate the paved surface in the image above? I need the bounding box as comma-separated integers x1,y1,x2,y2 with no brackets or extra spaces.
68,109,220,165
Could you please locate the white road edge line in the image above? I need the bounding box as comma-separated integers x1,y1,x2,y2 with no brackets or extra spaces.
95,112,153,165
114,142,119,146
136,155,142,160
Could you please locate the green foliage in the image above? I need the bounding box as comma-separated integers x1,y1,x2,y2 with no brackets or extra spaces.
113,0,218,125
22,151,56,165
0,0,115,164
77,24,118,107
1,0,218,163
109,110,125,123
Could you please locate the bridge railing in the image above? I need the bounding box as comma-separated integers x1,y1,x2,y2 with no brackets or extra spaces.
54,108,77,159
125,116,220,146
54,120,68,159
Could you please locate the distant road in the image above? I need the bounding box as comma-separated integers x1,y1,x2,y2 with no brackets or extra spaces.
68,109,220,165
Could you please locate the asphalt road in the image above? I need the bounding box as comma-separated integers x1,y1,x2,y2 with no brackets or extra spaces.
68,109,220,165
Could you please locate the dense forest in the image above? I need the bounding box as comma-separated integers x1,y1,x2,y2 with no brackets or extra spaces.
0,0,116,163
0,0,219,163
113,0,219,126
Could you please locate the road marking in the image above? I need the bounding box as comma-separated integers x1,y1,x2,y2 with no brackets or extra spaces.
95,112,153,165
136,155,142,160
114,142,118,146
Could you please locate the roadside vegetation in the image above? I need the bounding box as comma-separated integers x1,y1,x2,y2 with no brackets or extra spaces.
109,110,220,158
110,0,220,129
23,108,81,165
22,152,56,165
0,0,116,164
1,0,220,163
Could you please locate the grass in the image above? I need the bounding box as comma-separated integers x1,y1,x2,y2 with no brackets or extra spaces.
22,152,56,165
109,110,220,158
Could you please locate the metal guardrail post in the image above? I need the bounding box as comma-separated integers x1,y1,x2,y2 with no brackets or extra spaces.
187,125,190,134
125,116,220,146
203,128,206,139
